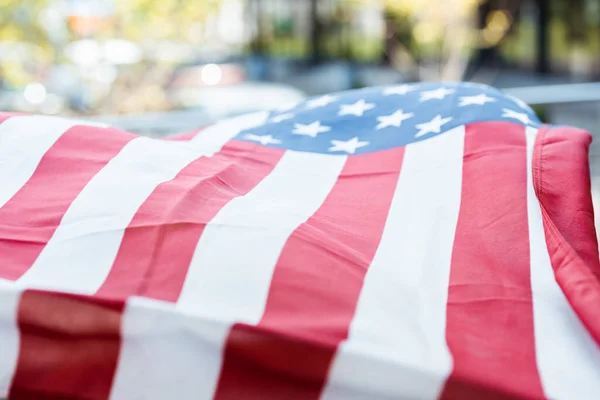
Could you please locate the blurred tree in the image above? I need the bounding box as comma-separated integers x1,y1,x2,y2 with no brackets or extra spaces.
113,0,216,42
309,0,322,64
248,0,268,54
374,0,482,80
0,0,56,87
535,0,550,74
564,0,587,43
0,0,52,50
367,0,519,80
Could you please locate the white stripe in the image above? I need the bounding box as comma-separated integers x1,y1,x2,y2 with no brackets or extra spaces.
111,151,346,400
0,116,103,209
15,112,268,294
526,126,600,400
110,297,232,400
177,151,345,317
322,126,465,400
0,284,22,398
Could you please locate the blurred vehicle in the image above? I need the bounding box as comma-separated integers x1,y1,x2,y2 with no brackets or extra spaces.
94,81,307,137
166,63,246,90
168,80,306,116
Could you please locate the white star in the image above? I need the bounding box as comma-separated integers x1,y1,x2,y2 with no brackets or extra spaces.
271,113,294,123
245,134,281,145
383,84,416,96
459,93,496,107
307,95,337,109
415,115,453,138
329,137,369,154
292,121,331,137
502,108,533,125
338,99,376,117
420,87,455,102
376,109,414,130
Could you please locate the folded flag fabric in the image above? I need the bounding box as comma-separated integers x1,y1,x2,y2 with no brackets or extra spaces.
0,82,599,400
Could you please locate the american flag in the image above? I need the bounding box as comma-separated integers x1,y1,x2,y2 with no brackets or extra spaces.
0,82,599,400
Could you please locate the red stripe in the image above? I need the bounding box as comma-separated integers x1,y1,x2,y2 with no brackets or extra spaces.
441,122,544,399
0,127,135,280
96,141,284,301
9,290,124,400
0,113,15,124
213,147,405,400
533,126,600,347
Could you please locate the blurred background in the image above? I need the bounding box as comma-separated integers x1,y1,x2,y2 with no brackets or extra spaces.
0,0,599,132
3,0,600,233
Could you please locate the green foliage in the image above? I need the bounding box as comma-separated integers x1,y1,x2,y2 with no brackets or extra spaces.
0,0,52,47
531,105,549,123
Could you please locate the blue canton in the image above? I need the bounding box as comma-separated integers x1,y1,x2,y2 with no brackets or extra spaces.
235,81,541,155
